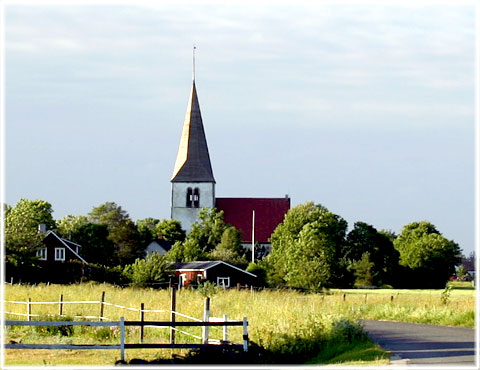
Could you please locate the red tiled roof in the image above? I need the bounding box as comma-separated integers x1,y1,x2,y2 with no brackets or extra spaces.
216,198,290,243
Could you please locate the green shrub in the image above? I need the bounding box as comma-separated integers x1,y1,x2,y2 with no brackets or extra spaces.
330,319,366,344
123,253,171,288
90,326,117,341
197,281,219,298
34,315,74,337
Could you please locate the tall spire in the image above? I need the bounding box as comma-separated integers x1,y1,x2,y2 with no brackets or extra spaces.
171,79,215,183
192,44,196,81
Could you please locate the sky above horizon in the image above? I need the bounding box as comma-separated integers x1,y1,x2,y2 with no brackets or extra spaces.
3,2,476,255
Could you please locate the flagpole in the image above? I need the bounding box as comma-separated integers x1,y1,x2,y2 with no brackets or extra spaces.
252,210,255,264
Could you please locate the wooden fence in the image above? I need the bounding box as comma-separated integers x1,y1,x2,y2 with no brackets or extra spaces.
4,289,249,361
4,318,249,362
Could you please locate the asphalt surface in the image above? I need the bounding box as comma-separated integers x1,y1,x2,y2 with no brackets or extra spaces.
361,320,476,367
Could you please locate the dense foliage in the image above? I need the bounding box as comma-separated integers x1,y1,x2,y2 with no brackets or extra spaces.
3,198,464,289
394,221,461,288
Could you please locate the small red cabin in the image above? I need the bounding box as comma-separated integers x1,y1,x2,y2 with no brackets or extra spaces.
172,261,257,288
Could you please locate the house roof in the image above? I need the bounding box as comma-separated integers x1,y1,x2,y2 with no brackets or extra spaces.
146,239,172,252
216,197,290,243
171,81,215,183
172,261,256,277
44,231,88,264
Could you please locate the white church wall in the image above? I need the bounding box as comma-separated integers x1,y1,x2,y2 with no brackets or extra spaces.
171,182,215,232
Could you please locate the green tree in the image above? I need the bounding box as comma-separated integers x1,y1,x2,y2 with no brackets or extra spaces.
267,202,348,289
344,222,399,286
167,208,229,262
283,222,336,290
56,215,89,239
88,202,130,228
188,208,227,252
136,217,161,247
70,223,116,266
455,264,469,281
348,252,376,286
88,202,143,264
394,221,461,288
208,226,247,267
123,253,171,288
154,219,186,243
5,199,55,269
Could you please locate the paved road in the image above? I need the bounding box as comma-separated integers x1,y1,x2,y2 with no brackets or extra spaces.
361,320,476,366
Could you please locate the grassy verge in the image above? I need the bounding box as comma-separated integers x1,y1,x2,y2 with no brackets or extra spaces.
4,283,474,365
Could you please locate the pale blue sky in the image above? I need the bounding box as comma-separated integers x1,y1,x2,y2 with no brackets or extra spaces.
3,2,476,254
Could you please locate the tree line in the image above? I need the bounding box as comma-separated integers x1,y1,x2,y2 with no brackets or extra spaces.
4,198,467,289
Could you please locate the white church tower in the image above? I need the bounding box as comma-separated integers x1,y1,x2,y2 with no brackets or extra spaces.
171,76,216,233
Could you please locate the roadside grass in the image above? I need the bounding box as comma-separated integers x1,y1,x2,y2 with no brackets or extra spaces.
3,282,474,365
307,340,390,366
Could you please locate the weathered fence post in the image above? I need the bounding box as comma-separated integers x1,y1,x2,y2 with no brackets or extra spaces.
140,303,144,343
170,287,176,344
59,294,64,316
202,297,210,344
27,298,32,321
120,317,125,362
222,314,228,342
343,293,346,302
364,294,367,304
390,295,394,303
242,317,249,352
99,291,105,321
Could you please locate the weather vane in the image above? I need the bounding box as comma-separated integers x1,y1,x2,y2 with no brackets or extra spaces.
193,44,196,81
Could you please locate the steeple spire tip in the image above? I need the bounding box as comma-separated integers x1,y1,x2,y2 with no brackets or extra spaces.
192,44,196,82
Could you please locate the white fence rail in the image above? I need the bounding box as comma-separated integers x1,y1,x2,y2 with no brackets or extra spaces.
4,291,249,360
4,317,249,361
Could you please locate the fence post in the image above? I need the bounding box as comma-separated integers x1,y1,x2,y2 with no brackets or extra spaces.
343,293,346,302
222,314,228,342
99,291,105,321
170,287,176,344
202,297,210,344
27,298,32,321
242,317,249,352
59,294,63,316
364,294,367,304
120,317,125,362
140,303,144,343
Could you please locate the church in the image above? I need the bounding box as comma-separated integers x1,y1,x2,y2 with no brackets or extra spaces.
170,75,290,250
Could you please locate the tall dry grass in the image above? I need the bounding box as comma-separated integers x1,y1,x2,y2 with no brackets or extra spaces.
3,283,474,365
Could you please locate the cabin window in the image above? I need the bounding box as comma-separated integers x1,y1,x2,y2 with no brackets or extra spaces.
186,187,193,208
193,188,200,208
55,248,65,261
217,277,230,288
37,248,47,261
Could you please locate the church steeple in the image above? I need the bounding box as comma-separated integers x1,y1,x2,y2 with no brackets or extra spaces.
171,81,215,183
170,52,216,232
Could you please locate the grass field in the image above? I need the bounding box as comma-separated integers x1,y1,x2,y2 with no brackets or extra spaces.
3,282,475,366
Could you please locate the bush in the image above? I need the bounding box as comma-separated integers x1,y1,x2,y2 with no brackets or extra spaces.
330,319,366,344
197,281,219,298
34,315,74,337
123,253,171,288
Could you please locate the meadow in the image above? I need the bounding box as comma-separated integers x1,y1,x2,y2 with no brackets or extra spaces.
3,282,475,366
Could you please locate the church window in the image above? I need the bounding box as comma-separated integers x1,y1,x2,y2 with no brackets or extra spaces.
193,188,200,208
186,187,193,208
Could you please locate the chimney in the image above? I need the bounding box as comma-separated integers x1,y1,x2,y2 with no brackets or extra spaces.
38,224,47,233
